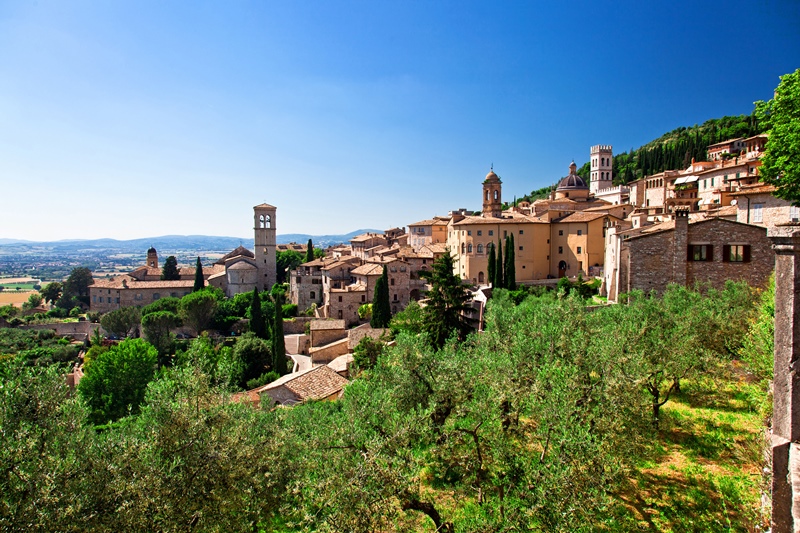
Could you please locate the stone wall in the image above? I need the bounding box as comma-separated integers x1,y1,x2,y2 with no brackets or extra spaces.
348,326,388,350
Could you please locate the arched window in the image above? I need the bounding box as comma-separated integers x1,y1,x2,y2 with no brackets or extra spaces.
264,215,271,228
478,271,484,283
467,244,473,253
485,190,490,202
494,190,499,201
477,244,483,254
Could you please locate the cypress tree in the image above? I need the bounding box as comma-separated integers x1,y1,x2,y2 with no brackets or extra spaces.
371,265,391,328
305,238,314,263
249,288,267,339
505,234,516,290
487,243,496,287
272,293,288,375
495,239,504,289
192,256,204,292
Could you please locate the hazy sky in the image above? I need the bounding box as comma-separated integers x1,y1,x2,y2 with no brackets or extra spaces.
1,0,798,241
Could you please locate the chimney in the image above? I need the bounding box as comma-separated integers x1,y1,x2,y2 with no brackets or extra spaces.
673,210,689,286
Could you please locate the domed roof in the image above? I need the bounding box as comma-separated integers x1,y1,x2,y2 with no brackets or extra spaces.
484,168,501,183
556,161,588,191
147,247,157,254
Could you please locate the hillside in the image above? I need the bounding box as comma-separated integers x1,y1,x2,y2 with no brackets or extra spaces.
518,113,766,204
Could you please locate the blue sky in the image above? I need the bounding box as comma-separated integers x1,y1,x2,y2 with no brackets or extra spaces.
0,0,798,241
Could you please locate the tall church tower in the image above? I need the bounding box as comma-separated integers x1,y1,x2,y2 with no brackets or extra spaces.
253,204,277,291
590,145,613,195
146,247,158,269
482,168,503,218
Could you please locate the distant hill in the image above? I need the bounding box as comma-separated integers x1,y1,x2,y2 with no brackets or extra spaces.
0,230,383,253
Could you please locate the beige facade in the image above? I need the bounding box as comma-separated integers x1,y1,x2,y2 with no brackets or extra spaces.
551,212,621,278
407,217,449,250
732,184,798,227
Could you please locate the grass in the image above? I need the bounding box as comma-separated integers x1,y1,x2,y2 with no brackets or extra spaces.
605,369,768,532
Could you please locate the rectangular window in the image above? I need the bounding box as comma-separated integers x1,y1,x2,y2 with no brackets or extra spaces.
723,245,750,263
688,244,713,261
577,229,582,236
338,296,342,302
467,230,472,236
477,230,482,236
488,230,494,236
390,278,395,286
558,230,563,236
518,246,523,251
361,295,365,302
519,230,523,234
711,177,715,187
577,247,582,254
558,246,563,254
753,203,764,223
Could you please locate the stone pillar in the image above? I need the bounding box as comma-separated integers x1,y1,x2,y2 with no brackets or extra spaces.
769,224,800,533
673,210,688,286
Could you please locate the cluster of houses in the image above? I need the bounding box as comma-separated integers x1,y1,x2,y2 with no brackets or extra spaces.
83,135,788,406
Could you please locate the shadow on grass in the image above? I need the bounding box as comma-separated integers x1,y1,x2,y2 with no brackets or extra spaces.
608,468,760,533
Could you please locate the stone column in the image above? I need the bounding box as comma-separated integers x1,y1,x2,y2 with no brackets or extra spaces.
769,224,800,533
673,210,689,286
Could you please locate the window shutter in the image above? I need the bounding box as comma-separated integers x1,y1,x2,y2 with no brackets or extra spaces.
687,245,693,261
706,245,714,262
743,245,751,263
722,245,730,263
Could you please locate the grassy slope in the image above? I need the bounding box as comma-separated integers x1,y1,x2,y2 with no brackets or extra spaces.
603,364,768,532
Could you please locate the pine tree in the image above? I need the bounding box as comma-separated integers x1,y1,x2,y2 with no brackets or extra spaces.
419,252,473,349
371,265,391,328
249,288,267,339
505,234,516,290
305,238,314,263
272,293,288,375
487,243,496,287
161,256,180,281
495,239,504,289
193,257,204,292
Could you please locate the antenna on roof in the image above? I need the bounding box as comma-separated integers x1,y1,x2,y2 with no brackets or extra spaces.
491,162,493,171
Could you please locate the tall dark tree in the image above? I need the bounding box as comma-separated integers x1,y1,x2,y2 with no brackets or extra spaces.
276,250,304,284
249,288,267,339
371,265,391,328
486,243,496,287
161,256,180,281
272,293,288,375
505,233,516,290
193,257,204,292
39,281,63,305
63,267,94,306
419,252,473,349
494,239,504,289
305,239,314,263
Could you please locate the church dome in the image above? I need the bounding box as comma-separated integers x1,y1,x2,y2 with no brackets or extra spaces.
484,170,501,183
147,246,157,254
557,162,588,191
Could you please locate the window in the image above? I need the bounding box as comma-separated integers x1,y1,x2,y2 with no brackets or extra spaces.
518,246,523,251
558,230,563,236
558,246,563,254
711,177,715,187
577,247,582,254
296,276,301,284
488,230,494,236
753,203,764,223
92,296,96,303
390,278,395,286
723,245,750,263
688,244,713,261
477,244,483,254
361,295,365,302
393,294,398,301
467,244,473,253
792,206,800,222
338,296,342,302
477,230,482,236
310,291,315,299
467,230,472,236
577,229,582,236
519,230,523,234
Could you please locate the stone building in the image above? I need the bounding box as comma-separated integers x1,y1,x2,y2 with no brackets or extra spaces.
732,183,798,227
407,217,449,250
589,144,613,195
605,210,773,301
90,204,279,312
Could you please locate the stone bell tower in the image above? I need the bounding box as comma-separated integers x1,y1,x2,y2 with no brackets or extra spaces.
590,144,613,195
253,204,277,291
146,247,158,269
482,167,503,218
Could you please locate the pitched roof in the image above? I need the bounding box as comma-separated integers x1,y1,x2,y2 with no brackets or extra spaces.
215,246,255,265
258,365,349,402
730,184,778,196
556,212,615,223
351,262,385,276
408,218,449,226
452,213,545,225
254,203,277,209
91,276,196,289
